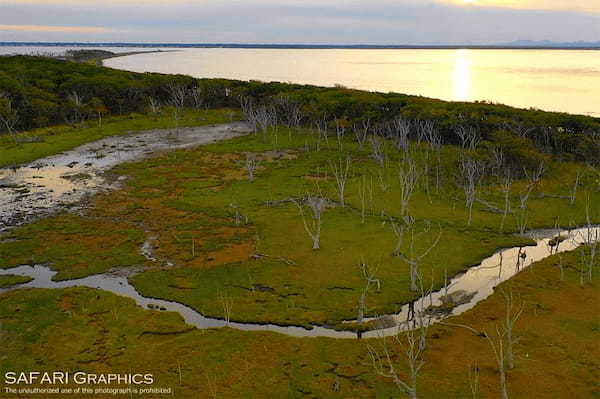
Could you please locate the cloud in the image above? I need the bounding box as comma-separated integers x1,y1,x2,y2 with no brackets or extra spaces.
0,0,599,43
441,0,600,13
0,24,112,33
4,0,600,12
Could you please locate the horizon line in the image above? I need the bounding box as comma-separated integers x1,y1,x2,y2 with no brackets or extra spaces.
2,41,600,50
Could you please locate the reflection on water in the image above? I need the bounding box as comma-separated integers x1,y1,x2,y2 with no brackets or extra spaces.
0,123,250,232
453,49,471,101
102,48,600,116
2,226,597,339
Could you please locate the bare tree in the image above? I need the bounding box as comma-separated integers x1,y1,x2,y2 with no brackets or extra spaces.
240,96,258,133
354,117,371,149
420,120,443,191
330,156,351,207
229,203,248,226
419,120,440,150
456,126,480,150
490,148,505,177
393,222,442,292
468,362,480,399
334,119,346,151
368,328,424,399
519,162,545,209
245,154,259,182
515,208,528,235
276,96,302,130
0,93,18,143
218,290,233,325
359,175,367,224
398,157,419,218
294,196,326,250
501,289,524,370
484,289,524,399
569,171,582,205
500,175,512,233
190,87,205,109
485,326,509,399
256,105,276,137
147,97,162,114
370,136,385,166
377,168,390,193
357,260,381,323
459,154,484,225
513,165,544,235
314,118,328,152
167,83,187,132
580,193,598,282
65,91,85,124
393,116,411,153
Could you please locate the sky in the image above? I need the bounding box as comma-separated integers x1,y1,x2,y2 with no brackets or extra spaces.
0,0,599,44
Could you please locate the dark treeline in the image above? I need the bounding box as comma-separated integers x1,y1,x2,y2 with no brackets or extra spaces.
1,55,600,170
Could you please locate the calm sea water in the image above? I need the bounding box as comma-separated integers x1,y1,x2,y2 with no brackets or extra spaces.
3,46,599,117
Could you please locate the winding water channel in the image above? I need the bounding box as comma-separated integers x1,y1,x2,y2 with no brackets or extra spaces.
0,124,597,339
1,226,596,339
0,123,251,232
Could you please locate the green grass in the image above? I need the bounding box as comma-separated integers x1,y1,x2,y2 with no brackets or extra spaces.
0,215,147,281
0,248,597,398
0,121,598,398
1,124,597,328
0,108,239,168
0,275,32,289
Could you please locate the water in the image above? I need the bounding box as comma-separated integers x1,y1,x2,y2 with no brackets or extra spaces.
4,46,599,116
0,123,251,231
99,48,600,117
4,46,600,116
1,226,596,339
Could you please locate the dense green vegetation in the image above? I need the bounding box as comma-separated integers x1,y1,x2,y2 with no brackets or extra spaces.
2,55,600,167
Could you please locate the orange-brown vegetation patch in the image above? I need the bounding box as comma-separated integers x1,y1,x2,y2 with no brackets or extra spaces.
416,253,600,398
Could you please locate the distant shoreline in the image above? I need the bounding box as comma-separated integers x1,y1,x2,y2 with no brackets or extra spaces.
36,49,177,65
2,42,600,51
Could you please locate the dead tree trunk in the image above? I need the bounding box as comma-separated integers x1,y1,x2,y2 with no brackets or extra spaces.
501,289,524,370
500,175,512,233
393,223,442,292
367,328,424,399
245,154,259,182
398,156,419,218
167,82,187,133
393,116,411,153
330,156,351,207
0,93,18,144
294,196,326,250
357,260,381,323
570,172,582,205
370,136,385,166
486,326,509,399
459,154,484,226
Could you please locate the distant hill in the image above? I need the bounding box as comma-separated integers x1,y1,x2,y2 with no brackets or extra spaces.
503,40,600,48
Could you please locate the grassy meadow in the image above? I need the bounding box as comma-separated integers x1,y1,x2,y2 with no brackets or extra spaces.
0,107,598,398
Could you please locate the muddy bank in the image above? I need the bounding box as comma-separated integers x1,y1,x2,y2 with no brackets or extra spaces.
0,122,251,232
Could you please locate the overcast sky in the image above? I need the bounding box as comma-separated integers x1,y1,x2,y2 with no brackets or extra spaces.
0,0,599,44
